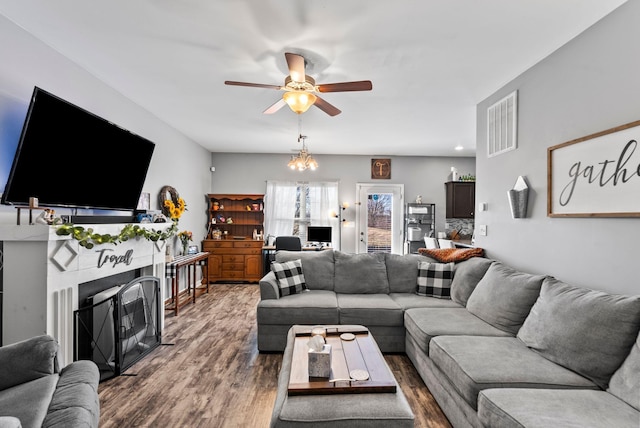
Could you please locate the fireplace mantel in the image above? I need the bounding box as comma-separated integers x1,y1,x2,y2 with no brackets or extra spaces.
0,223,170,366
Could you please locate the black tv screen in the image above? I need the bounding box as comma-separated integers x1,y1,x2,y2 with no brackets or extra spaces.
1,87,155,211
307,226,332,243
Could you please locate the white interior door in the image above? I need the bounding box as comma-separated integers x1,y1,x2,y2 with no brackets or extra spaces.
355,183,404,254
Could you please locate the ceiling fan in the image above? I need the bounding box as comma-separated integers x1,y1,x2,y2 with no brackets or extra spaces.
225,52,372,116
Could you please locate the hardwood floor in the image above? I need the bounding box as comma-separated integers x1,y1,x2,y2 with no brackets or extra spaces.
98,284,452,428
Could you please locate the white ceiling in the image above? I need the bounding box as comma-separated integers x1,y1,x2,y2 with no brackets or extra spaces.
0,0,627,157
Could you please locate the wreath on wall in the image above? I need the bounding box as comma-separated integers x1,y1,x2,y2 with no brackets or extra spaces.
159,185,187,220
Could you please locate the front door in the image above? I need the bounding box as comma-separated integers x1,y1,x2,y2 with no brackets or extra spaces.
355,183,404,254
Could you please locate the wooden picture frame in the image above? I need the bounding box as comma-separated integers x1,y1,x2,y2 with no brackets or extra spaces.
371,158,391,179
547,119,640,217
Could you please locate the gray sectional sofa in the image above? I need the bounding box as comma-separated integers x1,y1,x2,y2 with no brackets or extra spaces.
258,250,640,428
0,335,100,428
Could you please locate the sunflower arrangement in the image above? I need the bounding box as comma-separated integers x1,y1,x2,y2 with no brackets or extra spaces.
164,197,187,220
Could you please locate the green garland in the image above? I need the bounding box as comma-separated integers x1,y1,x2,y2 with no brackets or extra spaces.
55,220,179,249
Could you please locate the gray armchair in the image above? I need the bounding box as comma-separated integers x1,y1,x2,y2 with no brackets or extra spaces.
0,335,100,428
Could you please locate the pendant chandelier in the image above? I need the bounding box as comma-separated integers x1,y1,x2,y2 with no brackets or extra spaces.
287,116,318,171
288,134,318,171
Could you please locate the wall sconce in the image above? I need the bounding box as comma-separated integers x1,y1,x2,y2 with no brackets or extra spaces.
508,176,529,219
329,203,350,223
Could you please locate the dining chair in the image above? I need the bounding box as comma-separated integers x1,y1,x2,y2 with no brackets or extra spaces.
424,237,439,249
275,236,302,251
437,239,456,248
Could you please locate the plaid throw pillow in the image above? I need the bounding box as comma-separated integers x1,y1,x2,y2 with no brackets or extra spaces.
271,259,307,297
417,261,454,299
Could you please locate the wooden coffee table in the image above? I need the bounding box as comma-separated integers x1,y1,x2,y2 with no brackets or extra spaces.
288,325,396,395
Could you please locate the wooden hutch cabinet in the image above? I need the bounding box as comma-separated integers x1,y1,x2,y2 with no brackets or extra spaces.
202,194,264,283
445,182,475,219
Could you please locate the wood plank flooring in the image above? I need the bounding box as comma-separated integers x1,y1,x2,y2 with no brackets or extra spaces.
97,284,452,428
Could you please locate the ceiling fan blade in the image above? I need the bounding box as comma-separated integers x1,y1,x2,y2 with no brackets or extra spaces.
263,98,286,115
316,80,373,93
225,81,282,90
285,52,306,83
313,96,341,116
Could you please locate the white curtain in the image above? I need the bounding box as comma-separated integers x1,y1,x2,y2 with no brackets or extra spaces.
264,180,297,240
264,180,339,247
308,181,339,247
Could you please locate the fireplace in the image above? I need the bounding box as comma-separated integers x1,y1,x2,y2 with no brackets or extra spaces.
0,223,169,366
75,274,161,381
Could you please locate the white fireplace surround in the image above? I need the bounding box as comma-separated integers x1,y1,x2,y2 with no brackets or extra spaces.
0,223,170,366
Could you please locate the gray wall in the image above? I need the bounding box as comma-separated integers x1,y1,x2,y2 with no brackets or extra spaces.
0,15,211,247
210,152,475,253
475,0,639,295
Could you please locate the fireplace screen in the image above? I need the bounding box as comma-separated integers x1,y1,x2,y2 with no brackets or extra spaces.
75,275,161,381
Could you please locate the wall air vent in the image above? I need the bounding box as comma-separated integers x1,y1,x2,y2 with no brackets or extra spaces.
487,90,517,157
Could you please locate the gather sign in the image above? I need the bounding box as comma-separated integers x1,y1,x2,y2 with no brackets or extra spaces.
548,120,640,217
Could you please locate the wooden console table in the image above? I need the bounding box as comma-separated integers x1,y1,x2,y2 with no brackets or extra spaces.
165,252,209,315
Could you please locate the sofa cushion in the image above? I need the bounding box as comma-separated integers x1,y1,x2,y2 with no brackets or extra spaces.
478,388,640,428
450,257,493,306
416,262,454,298
430,336,598,411
385,253,436,293
336,294,403,326
404,308,511,355
518,277,640,390
608,331,640,411
334,251,390,294
466,262,545,335
271,259,307,297
257,290,339,325
0,374,59,428
0,335,58,390
389,293,462,311
275,250,335,291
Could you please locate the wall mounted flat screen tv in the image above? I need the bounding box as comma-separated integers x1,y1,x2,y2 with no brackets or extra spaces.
1,87,155,211
307,226,332,244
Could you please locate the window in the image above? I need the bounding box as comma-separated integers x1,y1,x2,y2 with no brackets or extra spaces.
265,181,339,246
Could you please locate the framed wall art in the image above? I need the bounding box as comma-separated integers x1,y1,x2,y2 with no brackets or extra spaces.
371,158,391,179
548,119,640,217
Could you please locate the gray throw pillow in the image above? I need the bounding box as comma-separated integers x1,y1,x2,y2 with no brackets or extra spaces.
450,257,493,306
334,251,389,294
518,277,640,390
608,330,640,411
466,262,545,335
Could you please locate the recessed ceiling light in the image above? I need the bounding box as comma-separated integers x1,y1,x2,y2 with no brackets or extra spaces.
454,145,464,151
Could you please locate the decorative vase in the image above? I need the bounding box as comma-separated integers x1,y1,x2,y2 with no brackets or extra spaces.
182,241,188,255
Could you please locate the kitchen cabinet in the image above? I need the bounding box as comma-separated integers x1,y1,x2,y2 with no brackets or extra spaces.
445,182,475,218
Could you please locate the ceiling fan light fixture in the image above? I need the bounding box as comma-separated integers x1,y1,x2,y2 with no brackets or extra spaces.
283,91,317,114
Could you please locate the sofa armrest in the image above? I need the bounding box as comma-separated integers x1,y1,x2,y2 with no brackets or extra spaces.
43,360,100,428
0,335,58,391
259,271,279,300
